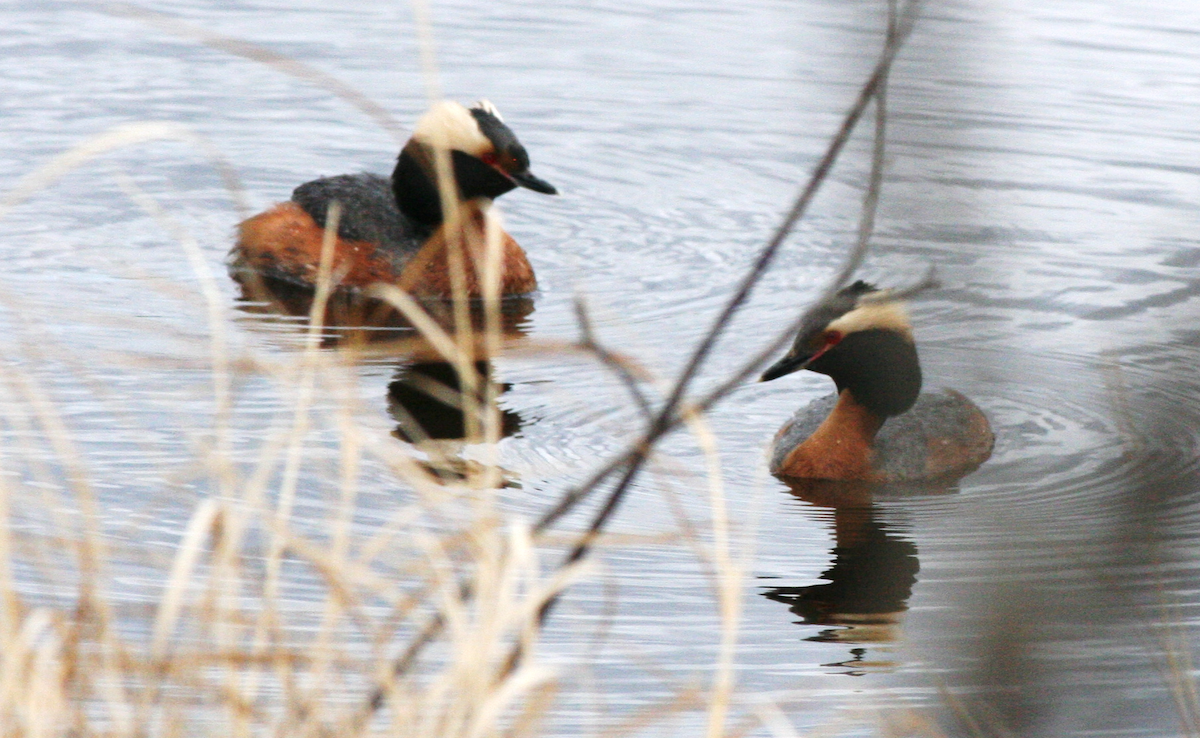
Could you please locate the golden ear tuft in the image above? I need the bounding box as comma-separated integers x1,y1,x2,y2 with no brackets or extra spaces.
471,99,504,122
826,300,913,339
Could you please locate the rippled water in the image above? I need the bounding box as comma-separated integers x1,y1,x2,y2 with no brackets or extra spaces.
4,0,1200,735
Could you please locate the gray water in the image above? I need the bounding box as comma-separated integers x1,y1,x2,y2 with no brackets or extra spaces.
4,0,1200,735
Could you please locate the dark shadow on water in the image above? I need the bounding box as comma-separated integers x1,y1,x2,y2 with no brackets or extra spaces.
388,360,523,443
762,504,917,645
762,478,956,675
232,271,536,346
234,274,534,484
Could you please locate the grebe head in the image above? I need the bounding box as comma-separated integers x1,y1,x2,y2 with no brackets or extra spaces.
413,100,558,196
761,281,922,418
393,100,556,225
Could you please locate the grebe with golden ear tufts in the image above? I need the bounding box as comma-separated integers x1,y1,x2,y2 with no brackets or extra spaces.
760,281,993,483
229,100,557,298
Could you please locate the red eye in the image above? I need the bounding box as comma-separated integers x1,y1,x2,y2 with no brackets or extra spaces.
480,151,499,167
824,330,842,346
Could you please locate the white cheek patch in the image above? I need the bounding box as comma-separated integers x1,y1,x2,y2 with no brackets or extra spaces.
826,300,913,339
412,100,492,156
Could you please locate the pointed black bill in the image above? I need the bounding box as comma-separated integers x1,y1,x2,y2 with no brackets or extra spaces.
509,169,557,195
760,351,813,382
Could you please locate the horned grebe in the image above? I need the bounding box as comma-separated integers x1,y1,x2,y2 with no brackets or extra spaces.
761,281,993,483
230,99,556,298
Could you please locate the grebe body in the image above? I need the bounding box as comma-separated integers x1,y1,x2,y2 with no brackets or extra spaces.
770,389,992,482
230,100,556,298
762,282,993,483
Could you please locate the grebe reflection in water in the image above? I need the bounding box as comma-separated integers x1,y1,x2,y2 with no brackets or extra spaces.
761,479,929,674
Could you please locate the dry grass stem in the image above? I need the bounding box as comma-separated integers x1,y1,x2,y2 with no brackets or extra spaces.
0,121,248,222
105,3,405,143
0,3,1030,737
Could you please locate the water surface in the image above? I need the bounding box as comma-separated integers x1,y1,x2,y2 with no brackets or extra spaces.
3,0,1200,735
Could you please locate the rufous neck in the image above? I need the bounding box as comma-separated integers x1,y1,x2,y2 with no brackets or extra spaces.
824,389,886,445
778,389,885,481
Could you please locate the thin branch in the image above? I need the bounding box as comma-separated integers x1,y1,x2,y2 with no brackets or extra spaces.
362,0,924,710
366,611,445,712
573,295,654,421
841,0,896,292
501,0,924,678
533,1,920,536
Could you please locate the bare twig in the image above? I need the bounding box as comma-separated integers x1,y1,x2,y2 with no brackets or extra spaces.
364,0,924,711
533,1,921,536
572,295,654,421
847,0,897,287
498,0,924,679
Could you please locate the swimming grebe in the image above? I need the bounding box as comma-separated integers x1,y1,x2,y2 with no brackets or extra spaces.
761,281,993,483
229,100,557,298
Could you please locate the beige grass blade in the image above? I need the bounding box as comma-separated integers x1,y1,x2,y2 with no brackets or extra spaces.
105,3,405,143
0,121,248,221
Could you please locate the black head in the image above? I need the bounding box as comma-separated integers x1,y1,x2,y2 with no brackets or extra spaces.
392,100,556,226
467,102,557,195
760,281,922,418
